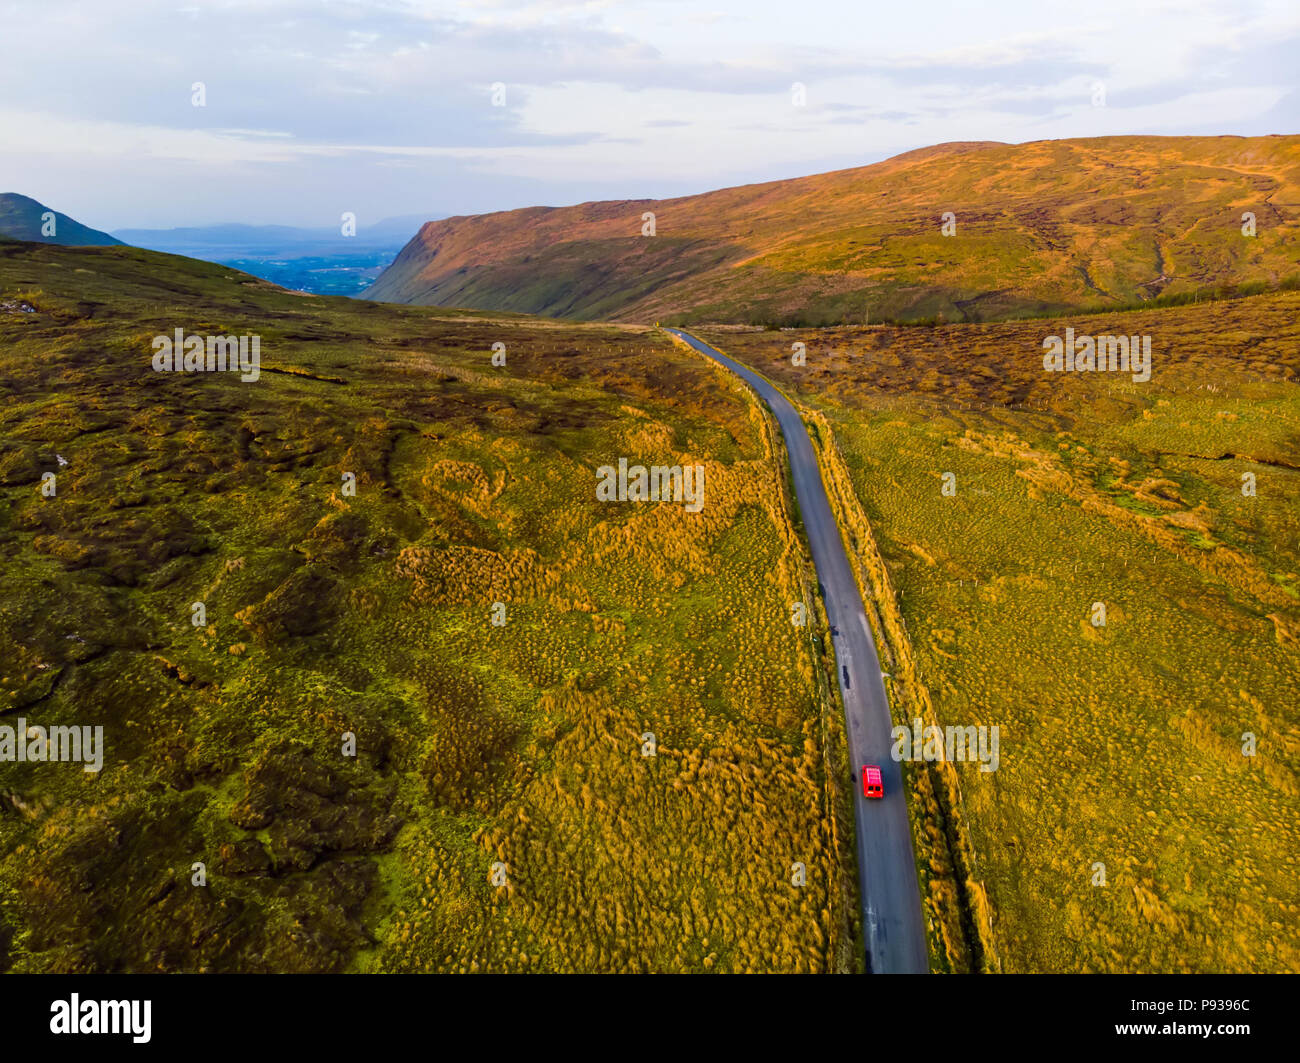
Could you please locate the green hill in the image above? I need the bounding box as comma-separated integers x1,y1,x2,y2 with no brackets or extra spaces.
0,193,123,247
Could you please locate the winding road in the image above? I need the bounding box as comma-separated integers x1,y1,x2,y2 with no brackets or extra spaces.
664,327,929,974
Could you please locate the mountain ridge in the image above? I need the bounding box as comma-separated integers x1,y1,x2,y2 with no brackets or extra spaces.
364,134,1300,324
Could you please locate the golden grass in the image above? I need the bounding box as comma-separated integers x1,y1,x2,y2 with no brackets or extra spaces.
0,241,855,973
698,290,1300,972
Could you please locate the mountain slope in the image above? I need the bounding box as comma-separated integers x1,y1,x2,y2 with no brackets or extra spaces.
0,193,122,247
365,135,1300,324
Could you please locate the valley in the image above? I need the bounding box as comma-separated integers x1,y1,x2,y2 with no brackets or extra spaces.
0,240,859,973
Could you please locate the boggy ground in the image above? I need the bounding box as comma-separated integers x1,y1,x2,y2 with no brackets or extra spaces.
0,241,855,973
701,290,1300,972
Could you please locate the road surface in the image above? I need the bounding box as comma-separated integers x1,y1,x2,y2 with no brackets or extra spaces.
664,327,929,974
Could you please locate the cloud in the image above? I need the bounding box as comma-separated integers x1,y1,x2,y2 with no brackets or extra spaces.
2,0,1292,227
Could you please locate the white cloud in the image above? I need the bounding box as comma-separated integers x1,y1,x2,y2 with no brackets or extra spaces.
0,0,1293,227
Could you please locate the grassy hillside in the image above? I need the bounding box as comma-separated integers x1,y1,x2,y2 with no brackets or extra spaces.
0,194,122,247
0,241,858,973
366,136,1300,325
699,290,1300,972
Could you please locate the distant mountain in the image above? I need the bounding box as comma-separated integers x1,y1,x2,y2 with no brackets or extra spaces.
364,135,1300,324
110,215,434,297
114,215,432,260
0,193,122,246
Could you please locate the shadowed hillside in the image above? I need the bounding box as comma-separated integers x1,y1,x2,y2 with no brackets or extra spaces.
0,194,122,247
366,136,1300,325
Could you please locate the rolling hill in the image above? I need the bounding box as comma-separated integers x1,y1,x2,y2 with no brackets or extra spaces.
364,135,1300,325
0,193,122,247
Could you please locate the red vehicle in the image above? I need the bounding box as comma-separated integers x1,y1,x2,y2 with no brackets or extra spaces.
862,765,884,799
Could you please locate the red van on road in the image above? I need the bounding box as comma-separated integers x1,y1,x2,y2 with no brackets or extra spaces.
862,765,883,799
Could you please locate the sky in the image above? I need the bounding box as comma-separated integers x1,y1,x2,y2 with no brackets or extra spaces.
0,0,1296,230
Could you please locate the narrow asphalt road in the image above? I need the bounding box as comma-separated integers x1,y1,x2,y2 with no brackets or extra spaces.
664,327,929,974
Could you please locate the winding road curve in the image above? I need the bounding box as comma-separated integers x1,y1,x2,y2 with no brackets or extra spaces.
664,327,929,974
